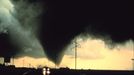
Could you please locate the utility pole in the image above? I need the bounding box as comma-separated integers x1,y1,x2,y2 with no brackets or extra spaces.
23,59,24,67
74,38,77,69
12,56,14,65
132,59,134,70
55,58,56,69
132,42,134,70
73,38,80,69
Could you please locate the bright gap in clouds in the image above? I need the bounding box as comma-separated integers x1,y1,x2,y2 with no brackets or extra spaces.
1,37,133,70
60,37,133,70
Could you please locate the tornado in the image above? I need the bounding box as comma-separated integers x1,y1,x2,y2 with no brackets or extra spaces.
39,0,134,65
0,0,133,65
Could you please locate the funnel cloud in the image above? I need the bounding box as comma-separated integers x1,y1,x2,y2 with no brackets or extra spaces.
39,0,133,64
0,0,133,65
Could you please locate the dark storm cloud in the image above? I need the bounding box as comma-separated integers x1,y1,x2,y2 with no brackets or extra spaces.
0,0,133,65
39,0,133,64
0,0,44,59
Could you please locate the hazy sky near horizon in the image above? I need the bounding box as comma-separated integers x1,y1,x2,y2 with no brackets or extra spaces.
1,37,133,70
